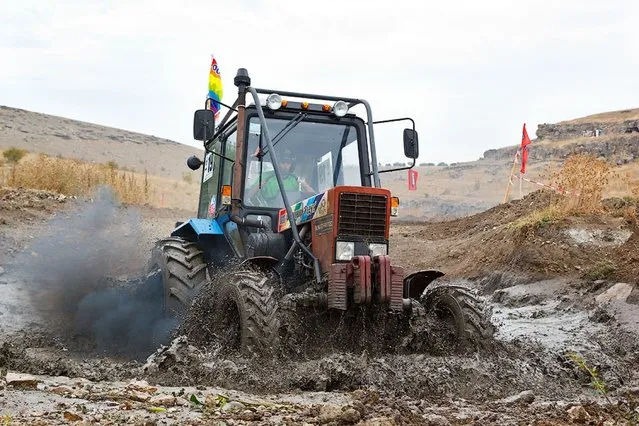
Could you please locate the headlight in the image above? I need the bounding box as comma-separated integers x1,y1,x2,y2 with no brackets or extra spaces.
266,93,282,110
369,243,388,257
335,241,355,261
333,100,349,117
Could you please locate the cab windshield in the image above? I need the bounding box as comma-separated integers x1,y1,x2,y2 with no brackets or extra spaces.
245,115,363,208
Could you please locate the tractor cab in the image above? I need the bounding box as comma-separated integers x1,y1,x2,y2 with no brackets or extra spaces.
188,70,416,223
193,97,384,233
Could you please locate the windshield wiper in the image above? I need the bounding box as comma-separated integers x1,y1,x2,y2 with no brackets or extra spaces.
255,112,308,189
258,112,307,159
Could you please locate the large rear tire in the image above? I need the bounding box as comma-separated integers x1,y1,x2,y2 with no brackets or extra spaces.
421,285,494,352
150,237,207,316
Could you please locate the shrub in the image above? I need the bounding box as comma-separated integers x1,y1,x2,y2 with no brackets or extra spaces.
2,147,28,163
550,154,610,215
510,154,612,229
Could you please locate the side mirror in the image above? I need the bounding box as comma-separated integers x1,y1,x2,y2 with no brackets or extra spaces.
193,109,215,141
186,155,203,170
403,128,419,159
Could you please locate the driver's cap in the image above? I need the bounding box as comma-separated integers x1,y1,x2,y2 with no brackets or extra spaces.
281,149,295,163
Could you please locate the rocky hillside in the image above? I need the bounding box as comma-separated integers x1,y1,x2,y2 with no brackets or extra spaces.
0,105,203,180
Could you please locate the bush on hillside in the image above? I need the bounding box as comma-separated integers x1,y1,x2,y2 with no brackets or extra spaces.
3,147,28,163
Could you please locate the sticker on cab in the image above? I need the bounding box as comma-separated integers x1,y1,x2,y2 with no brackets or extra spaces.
202,152,214,183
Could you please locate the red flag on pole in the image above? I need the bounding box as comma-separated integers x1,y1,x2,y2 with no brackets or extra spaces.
408,169,418,191
520,123,532,174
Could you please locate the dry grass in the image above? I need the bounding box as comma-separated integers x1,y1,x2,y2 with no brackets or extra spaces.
612,174,639,223
2,153,148,204
510,154,612,229
630,177,639,198
604,165,639,198
143,173,199,211
558,108,639,125
507,203,564,230
550,154,611,214
0,152,199,210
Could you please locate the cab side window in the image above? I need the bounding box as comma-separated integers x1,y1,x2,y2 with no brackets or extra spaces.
221,129,237,186
198,142,222,219
197,127,237,219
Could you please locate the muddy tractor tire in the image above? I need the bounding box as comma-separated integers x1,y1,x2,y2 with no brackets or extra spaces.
210,269,281,357
150,237,207,316
421,285,494,351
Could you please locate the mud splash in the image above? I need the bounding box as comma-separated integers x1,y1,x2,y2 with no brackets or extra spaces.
129,275,637,404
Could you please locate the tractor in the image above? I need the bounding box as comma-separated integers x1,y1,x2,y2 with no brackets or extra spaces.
150,68,492,357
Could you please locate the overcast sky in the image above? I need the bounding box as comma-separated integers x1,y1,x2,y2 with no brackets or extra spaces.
2,0,638,164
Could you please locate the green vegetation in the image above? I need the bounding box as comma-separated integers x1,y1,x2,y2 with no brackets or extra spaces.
568,353,609,398
585,260,617,281
2,147,28,163
569,353,639,423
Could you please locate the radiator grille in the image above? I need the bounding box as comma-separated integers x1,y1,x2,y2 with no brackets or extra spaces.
337,192,388,238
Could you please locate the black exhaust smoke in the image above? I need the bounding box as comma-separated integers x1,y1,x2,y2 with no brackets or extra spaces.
13,187,177,358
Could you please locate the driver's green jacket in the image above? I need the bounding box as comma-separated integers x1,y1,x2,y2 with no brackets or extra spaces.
254,171,299,200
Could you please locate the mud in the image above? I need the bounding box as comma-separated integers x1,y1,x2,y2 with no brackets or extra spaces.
1,188,638,424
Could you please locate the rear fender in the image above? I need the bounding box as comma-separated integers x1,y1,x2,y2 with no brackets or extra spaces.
403,270,445,299
171,218,224,242
171,218,236,265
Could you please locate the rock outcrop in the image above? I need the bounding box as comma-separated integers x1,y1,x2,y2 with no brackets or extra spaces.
483,134,639,163
536,120,639,141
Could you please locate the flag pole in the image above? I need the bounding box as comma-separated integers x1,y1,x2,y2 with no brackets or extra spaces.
519,170,523,199
502,149,520,204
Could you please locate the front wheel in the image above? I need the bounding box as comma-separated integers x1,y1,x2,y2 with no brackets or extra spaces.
186,268,282,357
421,285,494,352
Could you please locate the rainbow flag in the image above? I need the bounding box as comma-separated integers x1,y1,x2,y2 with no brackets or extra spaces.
207,55,223,119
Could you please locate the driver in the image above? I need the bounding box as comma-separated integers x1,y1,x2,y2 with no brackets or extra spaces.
248,149,315,203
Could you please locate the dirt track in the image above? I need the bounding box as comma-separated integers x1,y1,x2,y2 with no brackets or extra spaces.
1,187,638,425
